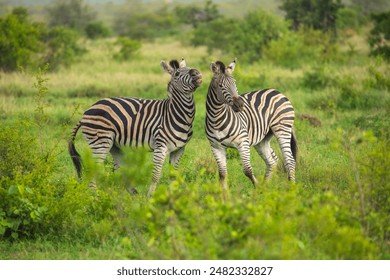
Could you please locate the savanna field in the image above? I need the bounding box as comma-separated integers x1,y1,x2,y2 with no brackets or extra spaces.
0,0,390,260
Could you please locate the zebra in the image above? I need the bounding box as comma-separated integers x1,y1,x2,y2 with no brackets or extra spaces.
68,58,202,196
205,59,297,191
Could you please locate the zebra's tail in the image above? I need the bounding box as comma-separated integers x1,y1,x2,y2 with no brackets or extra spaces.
291,130,298,163
69,122,82,178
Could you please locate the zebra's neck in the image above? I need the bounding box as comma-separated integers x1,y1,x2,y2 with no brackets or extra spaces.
167,89,195,126
206,86,229,118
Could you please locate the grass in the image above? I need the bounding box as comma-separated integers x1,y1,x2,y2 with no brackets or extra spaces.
0,36,389,260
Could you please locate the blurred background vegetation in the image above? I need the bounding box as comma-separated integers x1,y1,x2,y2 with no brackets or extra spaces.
0,0,389,260
0,0,390,71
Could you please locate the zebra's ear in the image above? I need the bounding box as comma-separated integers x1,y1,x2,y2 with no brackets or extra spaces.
226,58,236,75
210,62,220,75
179,57,186,68
161,60,174,75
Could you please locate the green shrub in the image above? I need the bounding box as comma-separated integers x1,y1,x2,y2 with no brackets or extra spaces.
114,7,179,40
364,63,390,91
336,7,366,31
279,0,342,35
368,11,390,61
136,174,377,259
113,37,142,61
0,121,57,238
354,114,390,138
191,9,287,63
265,29,340,68
85,21,111,39
302,65,337,90
46,0,96,32
41,26,86,70
333,130,390,258
0,7,42,71
191,17,237,54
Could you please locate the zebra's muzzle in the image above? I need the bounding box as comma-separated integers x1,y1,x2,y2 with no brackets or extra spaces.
192,74,203,87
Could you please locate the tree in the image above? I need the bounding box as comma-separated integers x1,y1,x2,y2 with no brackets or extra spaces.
46,0,96,32
0,7,42,71
191,9,287,62
85,21,111,39
280,0,343,35
41,26,86,70
175,0,220,28
0,7,86,72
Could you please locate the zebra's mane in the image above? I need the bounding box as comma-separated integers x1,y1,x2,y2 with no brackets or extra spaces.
215,61,226,73
169,60,180,69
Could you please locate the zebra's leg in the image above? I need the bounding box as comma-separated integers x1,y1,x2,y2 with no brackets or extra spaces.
237,141,258,186
272,127,296,182
87,133,114,188
110,145,123,171
111,146,138,195
148,144,168,197
169,147,185,169
254,134,279,181
210,145,228,191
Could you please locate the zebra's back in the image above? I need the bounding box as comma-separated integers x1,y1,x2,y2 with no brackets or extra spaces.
240,88,295,146
80,97,166,149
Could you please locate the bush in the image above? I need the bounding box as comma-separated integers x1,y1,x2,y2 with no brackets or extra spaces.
302,65,337,90
135,172,377,259
0,121,56,238
279,0,342,35
0,8,86,72
41,26,86,70
230,10,287,62
85,21,111,39
0,7,42,71
333,130,390,258
114,7,179,40
368,11,390,61
336,7,366,31
191,9,287,63
46,0,96,32
113,37,142,61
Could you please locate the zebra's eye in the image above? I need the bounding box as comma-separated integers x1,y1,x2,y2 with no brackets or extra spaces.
174,70,180,77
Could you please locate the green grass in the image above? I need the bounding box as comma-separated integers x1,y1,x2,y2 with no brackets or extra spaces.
0,37,389,260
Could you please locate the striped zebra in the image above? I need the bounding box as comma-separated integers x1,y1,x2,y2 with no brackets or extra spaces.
69,58,202,196
205,59,297,191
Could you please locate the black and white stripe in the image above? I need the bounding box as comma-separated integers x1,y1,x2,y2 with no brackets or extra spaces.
205,59,297,190
69,58,202,196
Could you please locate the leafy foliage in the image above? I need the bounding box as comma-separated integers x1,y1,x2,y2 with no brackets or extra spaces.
0,7,42,71
46,0,96,32
41,26,86,70
192,9,286,62
114,6,178,40
264,28,338,68
368,11,390,61
113,37,142,61
279,0,343,35
175,0,220,28
85,21,111,39
0,7,86,72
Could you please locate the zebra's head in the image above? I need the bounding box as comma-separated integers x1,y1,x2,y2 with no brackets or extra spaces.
161,58,202,96
210,59,243,112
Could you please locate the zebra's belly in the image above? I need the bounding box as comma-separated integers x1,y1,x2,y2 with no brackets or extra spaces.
207,129,243,149
147,130,192,152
